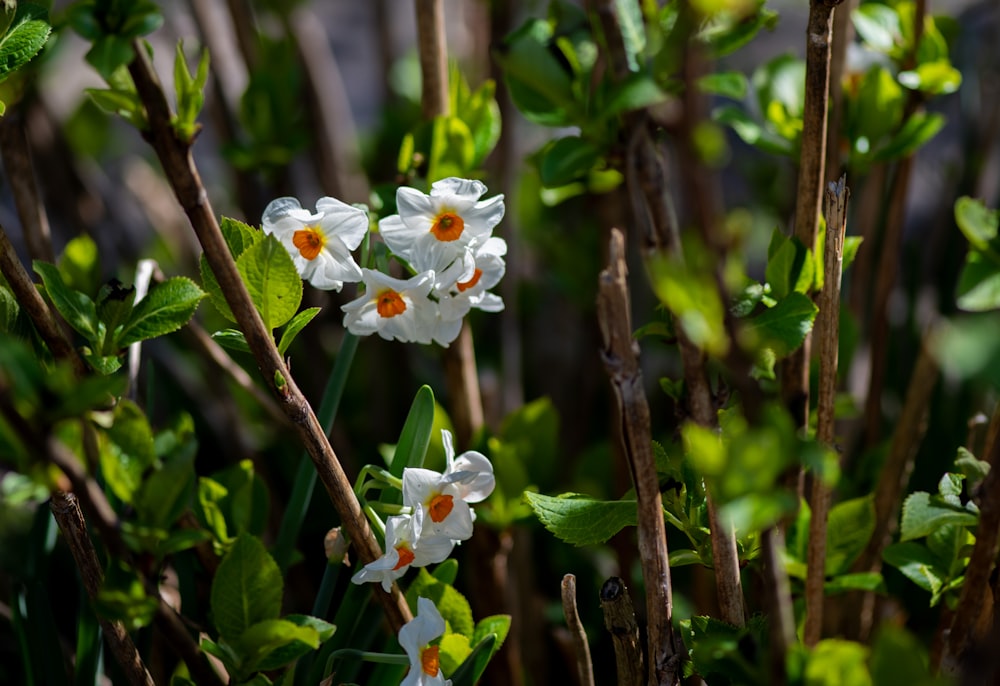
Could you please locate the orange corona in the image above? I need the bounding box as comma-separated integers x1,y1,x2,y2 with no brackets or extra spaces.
431,211,464,241
292,226,325,260
392,546,415,570
376,290,407,318
456,268,483,292
420,645,440,676
427,493,455,523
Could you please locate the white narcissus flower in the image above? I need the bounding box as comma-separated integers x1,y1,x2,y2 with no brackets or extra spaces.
262,196,367,291
379,177,505,274
350,515,454,592
403,430,495,543
399,597,451,686
434,237,507,323
341,269,439,344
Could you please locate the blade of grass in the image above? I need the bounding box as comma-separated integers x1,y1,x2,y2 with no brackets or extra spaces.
74,595,104,686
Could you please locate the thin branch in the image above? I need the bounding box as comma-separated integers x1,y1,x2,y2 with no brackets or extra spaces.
943,400,1000,670
804,177,849,646
0,110,55,263
824,0,856,183
561,574,595,686
600,577,644,686
0,224,87,377
415,0,448,121
598,228,679,686
783,0,843,431
125,41,412,631
50,492,155,686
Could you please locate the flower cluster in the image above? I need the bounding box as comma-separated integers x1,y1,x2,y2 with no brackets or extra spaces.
262,177,506,347
351,430,495,592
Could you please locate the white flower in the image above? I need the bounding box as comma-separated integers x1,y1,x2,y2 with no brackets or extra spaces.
341,269,439,344
399,597,451,686
434,237,507,323
262,196,367,291
350,515,454,592
379,177,505,274
403,430,495,542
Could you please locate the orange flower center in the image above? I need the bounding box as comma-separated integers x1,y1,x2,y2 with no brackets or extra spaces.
430,211,464,242
292,226,325,260
428,493,454,523
421,645,440,676
456,268,483,293
376,290,407,318
392,545,415,570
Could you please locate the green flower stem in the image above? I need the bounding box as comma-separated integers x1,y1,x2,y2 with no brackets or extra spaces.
325,649,410,675
362,503,386,540
354,463,404,497
367,502,408,517
273,331,359,572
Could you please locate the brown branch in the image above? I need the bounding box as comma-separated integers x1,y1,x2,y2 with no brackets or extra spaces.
850,332,939,639
804,177,849,646
415,0,448,121
783,0,842,431
824,0,856,183
600,577,644,686
943,401,1000,669
598,228,679,686
125,40,412,632
50,492,155,686
561,574,595,686
0,224,88,377
0,110,55,264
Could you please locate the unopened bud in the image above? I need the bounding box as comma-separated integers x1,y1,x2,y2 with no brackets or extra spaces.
324,527,349,565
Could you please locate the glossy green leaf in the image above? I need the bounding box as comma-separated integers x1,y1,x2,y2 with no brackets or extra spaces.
805,640,872,686
613,0,644,71
852,4,902,55
59,234,101,296
0,3,50,82
602,73,668,119
236,234,303,330
133,444,195,529
212,329,251,353
744,292,818,358
900,491,978,541
439,632,472,677
495,19,578,127
235,618,321,674
697,2,778,57
955,196,999,254
426,115,475,183
450,633,499,686
34,261,101,342
538,136,602,187
825,496,875,575
713,103,794,156
86,34,133,81
697,71,747,100
276,306,321,355
823,572,885,596
387,385,434,482
116,277,206,347
882,541,944,595
96,279,136,350
211,532,283,640
874,111,945,162
173,41,209,142
100,399,155,504
523,492,636,546
765,230,814,299
405,568,474,638
648,253,728,356
898,60,961,96
957,253,1000,311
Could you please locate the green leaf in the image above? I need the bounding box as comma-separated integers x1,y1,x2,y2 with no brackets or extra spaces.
955,447,990,485
212,329,251,353
449,634,498,686
851,4,902,55
823,572,885,595
116,277,206,347
426,115,476,183
744,292,818,358
96,279,136,350
523,492,636,546
432,558,459,585
648,252,728,356
172,41,209,142
86,34,134,81
538,136,602,187
0,3,50,82
898,60,961,96
825,496,875,575
698,4,778,58
882,541,945,595
805,639,872,686
957,252,1000,311
697,71,747,100
713,103,794,156
387,385,435,480
220,216,264,258
85,85,145,130
34,261,100,342
197,477,231,545
439,632,472,676
870,625,947,686
900,491,978,541
277,307,321,355
100,399,155,504
59,234,101,296
613,0,644,71
874,112,945,162
601,73,668,119
405,568,474,638
236,234,303,330
765,230,814,299
211,532,283,640
495,19,578,127
955,196,1000,254
235,618,321,674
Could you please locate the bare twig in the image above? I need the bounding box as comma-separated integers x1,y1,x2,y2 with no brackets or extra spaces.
561,574,595,686
288,6,369,204
783,0,843,431
824,0,856,183
598,229,679,686
942,401,1000,672
850,333,939,639
50,493,155,686
125,41,412,631
415,0,448,121
804,177,849,646
600,577,644,686
0,110,55,263
0,225,88,376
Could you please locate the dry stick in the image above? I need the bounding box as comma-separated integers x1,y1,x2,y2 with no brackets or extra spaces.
0,111,55,264
561,575,595,686
125,41,412,632
850,336,939,640
823,0,856,184
943,403,1000,672
804,177,850,647
783,0,843,433
600,577,644,686
289,6,369,204
597,229,679,686
50,492,155,686
0,225,88,377
413,0,485,448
